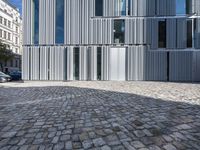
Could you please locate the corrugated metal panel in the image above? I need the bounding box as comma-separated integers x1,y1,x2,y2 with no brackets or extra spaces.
145,51,167,81
177,18,187,49
167,19,176,49
30,47,40,80
40,47,49,80
169,51,193,81
22,47,30,80
127,46,146,81
102,46,109,80
194,18,200,49
66,47,74,80
193,51,200,81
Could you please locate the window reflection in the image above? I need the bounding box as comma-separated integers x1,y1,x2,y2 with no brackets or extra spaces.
114,20,125,43
55,0,64,44
95,0,103,16
33,0,39,44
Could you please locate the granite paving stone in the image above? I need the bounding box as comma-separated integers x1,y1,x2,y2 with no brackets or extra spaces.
0,81,200,149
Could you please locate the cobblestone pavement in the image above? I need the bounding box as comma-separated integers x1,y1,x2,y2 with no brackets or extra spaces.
0,81,200,150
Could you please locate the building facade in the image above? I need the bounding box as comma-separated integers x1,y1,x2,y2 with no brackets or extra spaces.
23,0,200,81
0,0,22,72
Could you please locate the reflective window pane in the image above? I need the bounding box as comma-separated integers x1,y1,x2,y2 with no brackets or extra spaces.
33,0,39,44
176,0,191,15
55,0,64,44
95,0,103,16
114,20,125,43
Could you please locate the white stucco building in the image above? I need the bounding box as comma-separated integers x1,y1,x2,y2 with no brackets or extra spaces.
0,0,22,72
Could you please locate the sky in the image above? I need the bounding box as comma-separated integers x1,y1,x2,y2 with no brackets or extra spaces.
7,0,185,16
8,0,22,15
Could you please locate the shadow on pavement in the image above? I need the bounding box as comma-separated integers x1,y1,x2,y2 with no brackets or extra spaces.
0,85,199,149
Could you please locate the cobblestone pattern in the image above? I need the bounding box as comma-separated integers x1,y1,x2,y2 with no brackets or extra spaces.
0,81,200,150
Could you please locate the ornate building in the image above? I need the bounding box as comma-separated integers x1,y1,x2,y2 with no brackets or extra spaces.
22,0,200,81
0,0,22,72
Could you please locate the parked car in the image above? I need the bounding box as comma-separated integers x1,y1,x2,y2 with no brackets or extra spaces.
0,76,7,83
0,71,11,82
9,71,22,81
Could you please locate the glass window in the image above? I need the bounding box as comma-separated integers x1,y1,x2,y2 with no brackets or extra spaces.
97,47,102,80
0,29,2,37
8,21,11,28
4,18,7,26
4,31,6,39
95,0,103,16
0,16,2,24
55,0,64,44
10,60,13,67
15,37,18,44
187,19,192,48
158,20,166,48
114,20,125,43
8,33,11,41
176,0,186,15
74,48,80,80
15,60,18,67
33,0,39,44
176,0,191,15
128,0,131,15
121,0,126,16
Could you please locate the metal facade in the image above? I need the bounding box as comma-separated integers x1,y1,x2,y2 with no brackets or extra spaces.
22,0,200,81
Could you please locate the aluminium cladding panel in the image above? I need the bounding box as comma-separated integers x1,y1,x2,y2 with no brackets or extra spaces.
157,0,176,16
102,46,109,80
177,18,187,49
39,0,55,45
194,19,200,49
103,0,114,16
125,19,146,45
90,19,113,45
109,48,126,81
80,47,89,80
66,47,74,80
22,47,30,80
65,0,93,45
127,46,146,81
167,19,176,49
67,0,81,44
30,47,40,80
169,51,193,81
192,0,200,15
88,47,97,80
49,47,65,80
193,51,200,81
148,19,158,49
40,47,49,80
22,0,33,45
145,51,167,81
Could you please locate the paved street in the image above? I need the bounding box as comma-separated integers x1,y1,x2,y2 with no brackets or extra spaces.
0,81,200,150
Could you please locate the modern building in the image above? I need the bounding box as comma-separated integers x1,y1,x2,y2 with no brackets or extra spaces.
22,0,200,81
0,0,22,72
